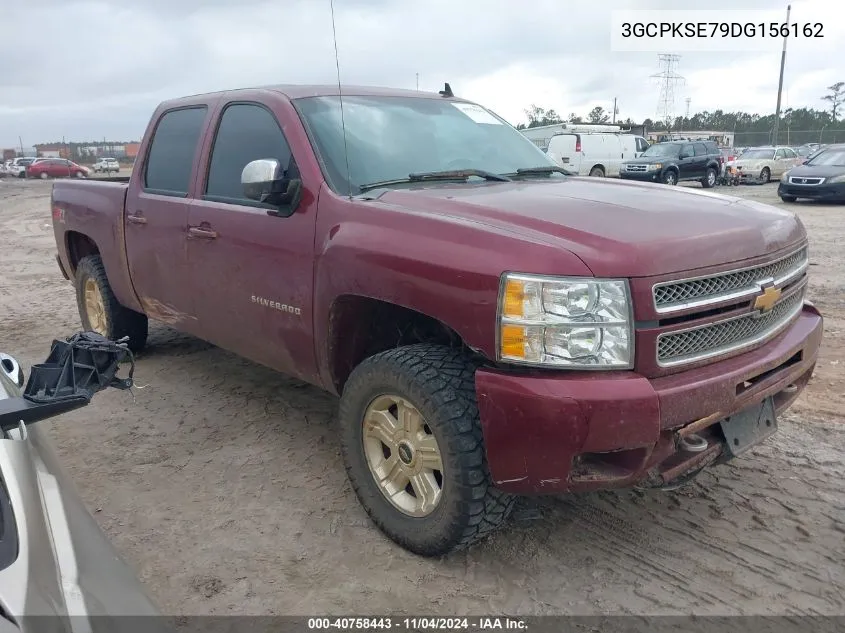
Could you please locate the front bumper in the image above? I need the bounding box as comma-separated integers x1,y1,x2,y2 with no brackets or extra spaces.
476,304,823,494
778,182,845,201
620,169,661,182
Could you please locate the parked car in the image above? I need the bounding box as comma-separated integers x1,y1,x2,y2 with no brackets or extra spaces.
619,140,722,187
778,144,845,203
546,132,649,177
50,84,822,557
0,334,164,625
93,158,121,174
798,146,827,165
733,146,802,183
9,158,41,178
26,159,89,179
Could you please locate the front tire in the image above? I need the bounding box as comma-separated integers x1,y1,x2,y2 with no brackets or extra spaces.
75,255,148,352
339,344,514,557
760,167,771,183
662,170,678,185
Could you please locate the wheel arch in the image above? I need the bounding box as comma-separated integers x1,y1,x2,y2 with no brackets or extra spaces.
326,295,473,395
64,231,100,277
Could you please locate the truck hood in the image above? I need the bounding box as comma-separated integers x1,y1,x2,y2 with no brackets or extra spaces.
371,178,804,277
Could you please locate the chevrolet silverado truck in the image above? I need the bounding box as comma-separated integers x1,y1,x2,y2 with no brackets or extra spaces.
50,85,823,557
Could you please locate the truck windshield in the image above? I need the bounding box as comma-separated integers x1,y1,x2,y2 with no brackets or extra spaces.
641,143,681,157
295,95,559,195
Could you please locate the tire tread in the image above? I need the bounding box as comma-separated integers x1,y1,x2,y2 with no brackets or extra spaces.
339,344,515,556
76,255,148,352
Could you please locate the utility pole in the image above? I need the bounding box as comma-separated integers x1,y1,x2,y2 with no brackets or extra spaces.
612,97,617,124
685,97,691,119
772,4,791,145
18,136,23,156
416,73,419,91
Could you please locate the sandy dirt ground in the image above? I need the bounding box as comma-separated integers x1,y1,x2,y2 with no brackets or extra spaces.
0,176,842,616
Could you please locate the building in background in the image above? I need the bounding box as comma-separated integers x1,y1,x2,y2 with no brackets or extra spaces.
31,140,140,162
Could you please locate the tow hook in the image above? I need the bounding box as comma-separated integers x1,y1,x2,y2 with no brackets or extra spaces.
678,433,708,453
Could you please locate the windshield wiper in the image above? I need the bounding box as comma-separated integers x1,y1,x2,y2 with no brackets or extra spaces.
508,166,576,177
409,169,511,183
358,169,511,193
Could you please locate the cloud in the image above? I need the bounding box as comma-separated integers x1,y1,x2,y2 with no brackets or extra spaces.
0,0,842,146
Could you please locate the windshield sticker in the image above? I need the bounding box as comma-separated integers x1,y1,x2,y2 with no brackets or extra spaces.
451,102,503,125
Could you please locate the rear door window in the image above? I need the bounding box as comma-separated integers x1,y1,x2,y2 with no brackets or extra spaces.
144,106,208,196
693,143,708,156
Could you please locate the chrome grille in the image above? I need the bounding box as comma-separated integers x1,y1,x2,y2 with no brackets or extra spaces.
788,176,824,185
656,287,805,367
626,164,647,172
653,246,808,313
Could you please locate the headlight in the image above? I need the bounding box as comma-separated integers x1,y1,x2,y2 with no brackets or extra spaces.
648,163,662,170
828,174,845,183
497,273,633,368
781,170,790,182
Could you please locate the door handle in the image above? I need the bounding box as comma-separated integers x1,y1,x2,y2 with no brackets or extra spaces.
127,214,147,225
188,226,218,240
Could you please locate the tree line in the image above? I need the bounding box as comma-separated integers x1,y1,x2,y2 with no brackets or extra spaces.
517,82,845,146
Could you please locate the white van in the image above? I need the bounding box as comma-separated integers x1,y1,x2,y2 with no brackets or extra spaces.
547,133,649,177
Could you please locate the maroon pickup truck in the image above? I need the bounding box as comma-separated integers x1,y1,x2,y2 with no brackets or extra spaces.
50,85,823,556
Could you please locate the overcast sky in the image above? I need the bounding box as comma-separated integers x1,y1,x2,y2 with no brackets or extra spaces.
1,0,842,147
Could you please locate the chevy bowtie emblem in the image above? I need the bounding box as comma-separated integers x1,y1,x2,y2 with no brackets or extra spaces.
753,286,782,313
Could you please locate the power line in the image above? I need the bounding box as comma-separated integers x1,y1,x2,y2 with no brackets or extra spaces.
650,54,685,129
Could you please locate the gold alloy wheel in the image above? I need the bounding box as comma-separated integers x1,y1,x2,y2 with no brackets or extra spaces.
362,394,444,517
83,278,108,335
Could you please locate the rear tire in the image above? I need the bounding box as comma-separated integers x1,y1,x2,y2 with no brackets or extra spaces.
701,167,717,188
75,255,148,353
39,172,48,179
589,166,605,177
339,344,514,557
780,194,797,203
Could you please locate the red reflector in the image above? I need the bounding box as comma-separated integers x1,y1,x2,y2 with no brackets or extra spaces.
52,206,64,222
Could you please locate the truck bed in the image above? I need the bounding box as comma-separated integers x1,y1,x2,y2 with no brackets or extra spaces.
52,178,139,313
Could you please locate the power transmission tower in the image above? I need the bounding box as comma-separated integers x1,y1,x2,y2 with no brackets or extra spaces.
650,54,685,131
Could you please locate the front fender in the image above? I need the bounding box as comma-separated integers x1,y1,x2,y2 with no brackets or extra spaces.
312,192,592,389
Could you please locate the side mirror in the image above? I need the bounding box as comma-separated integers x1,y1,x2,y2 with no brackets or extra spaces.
241,159,302,217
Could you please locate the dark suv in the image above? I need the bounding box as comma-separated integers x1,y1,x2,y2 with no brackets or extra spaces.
620,140,722,187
